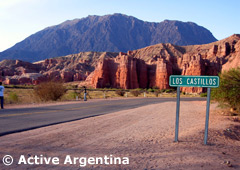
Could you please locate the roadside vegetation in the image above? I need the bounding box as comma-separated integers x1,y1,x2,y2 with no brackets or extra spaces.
115,90,126,96
212,68,240,114
3,83,202,105
130,90,142,97
200,92,208,97
4,88,35,104
34,81,66,101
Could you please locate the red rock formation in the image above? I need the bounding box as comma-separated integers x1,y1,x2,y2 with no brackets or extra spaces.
73,73,85,81
92,53,148,89
91,53,171,90
1,34,240,93
44,71,61,81
3,73,46,85
181,54,204,93
60,71,74,82
18,77,32,85
155,58,172,89
221,38,240,72
91,58,112,88
115,53,139,89
90,34,240,92
136,59,148,88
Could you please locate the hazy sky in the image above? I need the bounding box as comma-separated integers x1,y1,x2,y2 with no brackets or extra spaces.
0,0,239,52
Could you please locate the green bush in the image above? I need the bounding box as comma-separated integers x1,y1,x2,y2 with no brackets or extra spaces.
212,68,240,112
200,92,207,97
147,88,154,92
115,90,126,96
135,88,143,92
165,89,175,93
8,92,19,103
34,81,66,101
160,89,166,93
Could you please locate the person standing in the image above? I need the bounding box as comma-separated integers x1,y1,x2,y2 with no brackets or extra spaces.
0,82,4,109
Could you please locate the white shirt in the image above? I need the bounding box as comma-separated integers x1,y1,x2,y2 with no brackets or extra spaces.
0,86,4,96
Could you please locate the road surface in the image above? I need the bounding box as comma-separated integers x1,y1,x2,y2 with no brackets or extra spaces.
0,97,205,136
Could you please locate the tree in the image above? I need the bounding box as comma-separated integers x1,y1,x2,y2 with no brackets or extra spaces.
212,68,240,113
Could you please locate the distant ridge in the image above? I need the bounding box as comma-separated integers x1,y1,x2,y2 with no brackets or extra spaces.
0,13,217,62
0,34,239,93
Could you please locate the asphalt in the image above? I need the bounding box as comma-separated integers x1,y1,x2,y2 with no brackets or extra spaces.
0,97,206,137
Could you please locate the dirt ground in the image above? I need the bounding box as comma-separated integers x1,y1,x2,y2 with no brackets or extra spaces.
0,100,239,170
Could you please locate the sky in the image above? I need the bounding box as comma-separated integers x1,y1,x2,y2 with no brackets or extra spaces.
0,0,239,52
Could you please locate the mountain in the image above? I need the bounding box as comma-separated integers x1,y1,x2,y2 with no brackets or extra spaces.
0,13,217,62
1,34,239,94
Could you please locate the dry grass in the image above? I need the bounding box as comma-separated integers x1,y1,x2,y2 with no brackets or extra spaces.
4,88,37,104
3,87,201,105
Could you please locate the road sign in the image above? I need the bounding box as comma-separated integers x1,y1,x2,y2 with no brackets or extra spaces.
169,75,219,88
169,75,220,145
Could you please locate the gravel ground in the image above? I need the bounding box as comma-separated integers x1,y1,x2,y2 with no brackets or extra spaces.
0,101,239,170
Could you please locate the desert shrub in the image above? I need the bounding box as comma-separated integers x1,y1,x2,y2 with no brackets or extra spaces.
34,81,66,101
130,90,141,97
165,89,175,93
115,90,126,96
160,89,166,93
8,92,19,103
200,92,207,97
135,88,143,92
154,90,161,97
147,88,154,92
212,68,240,112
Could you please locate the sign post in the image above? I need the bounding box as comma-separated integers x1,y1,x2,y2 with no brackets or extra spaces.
204,87,211,145
169,75,219,145
175,86,180,142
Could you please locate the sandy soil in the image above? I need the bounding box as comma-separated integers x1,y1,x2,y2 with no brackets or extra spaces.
0,101,239,170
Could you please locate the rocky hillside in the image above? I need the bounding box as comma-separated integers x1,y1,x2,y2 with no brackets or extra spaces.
0,52,118,85
0,13,217,62
0,34,239,93
91,34,240,93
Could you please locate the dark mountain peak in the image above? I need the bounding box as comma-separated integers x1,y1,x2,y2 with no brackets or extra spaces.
163,19,177,23
0,13,217,62
104,13,134,19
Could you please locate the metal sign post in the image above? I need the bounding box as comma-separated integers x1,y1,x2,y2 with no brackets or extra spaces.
204,88,211,145
169,75,219,145
175,86,180,142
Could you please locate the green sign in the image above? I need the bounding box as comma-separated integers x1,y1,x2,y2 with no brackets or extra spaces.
169,75,219,88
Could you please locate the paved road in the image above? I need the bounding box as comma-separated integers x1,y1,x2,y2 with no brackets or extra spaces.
0,97,206,136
